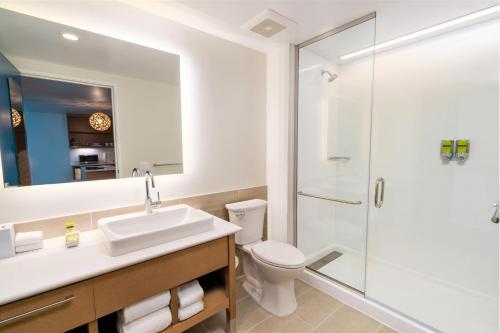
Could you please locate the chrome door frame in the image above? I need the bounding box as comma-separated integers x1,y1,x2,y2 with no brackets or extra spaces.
292,12,377,292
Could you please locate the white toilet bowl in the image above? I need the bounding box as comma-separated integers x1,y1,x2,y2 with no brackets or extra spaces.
252,247,304,315
226,199,306,317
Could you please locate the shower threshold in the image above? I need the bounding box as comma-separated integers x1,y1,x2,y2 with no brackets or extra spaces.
307,250,343,270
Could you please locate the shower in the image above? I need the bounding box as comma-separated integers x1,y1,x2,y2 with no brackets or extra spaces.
321,69,338,82
296,11,499,333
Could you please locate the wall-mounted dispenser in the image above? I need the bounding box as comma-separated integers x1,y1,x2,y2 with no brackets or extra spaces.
440,140,454,161
455,139,470,161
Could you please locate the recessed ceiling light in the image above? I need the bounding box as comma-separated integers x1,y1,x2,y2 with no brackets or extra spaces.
61,32,79,41
264,26,273,32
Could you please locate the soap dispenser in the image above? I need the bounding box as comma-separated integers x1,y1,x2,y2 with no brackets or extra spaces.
65,221,80,248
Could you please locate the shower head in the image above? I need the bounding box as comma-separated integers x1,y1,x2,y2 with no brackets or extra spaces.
321,69,338,82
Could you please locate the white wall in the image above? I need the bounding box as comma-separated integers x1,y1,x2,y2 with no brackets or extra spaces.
266,44,292,243
0,1,266,223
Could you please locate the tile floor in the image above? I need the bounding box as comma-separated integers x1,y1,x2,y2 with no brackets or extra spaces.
186,278,399,333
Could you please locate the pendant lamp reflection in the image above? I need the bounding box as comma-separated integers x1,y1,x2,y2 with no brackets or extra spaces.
89,112,111,131
11,108,22,128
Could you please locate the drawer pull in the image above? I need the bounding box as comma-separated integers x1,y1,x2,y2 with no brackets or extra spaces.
0,295,75,327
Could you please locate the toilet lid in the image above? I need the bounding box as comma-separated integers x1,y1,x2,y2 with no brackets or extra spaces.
251,240,306,269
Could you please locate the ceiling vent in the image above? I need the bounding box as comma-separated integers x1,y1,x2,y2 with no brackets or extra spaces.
243,9,296,39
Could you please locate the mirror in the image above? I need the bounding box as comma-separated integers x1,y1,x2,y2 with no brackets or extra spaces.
0,8,183,187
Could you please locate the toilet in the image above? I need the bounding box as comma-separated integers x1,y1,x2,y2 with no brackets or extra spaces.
226,199,306,317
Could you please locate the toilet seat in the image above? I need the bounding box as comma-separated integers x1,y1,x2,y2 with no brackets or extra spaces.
251,240,305,269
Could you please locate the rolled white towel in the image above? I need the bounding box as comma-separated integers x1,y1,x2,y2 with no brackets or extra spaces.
178,300,204,321
178,280,204,308
15,241,43,253
118,291,171,324
117,307,171,333
15,231,43,246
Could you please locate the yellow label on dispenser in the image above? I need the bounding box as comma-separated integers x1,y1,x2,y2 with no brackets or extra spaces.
65,220,75,232
440,140,453,154
456,140,469,153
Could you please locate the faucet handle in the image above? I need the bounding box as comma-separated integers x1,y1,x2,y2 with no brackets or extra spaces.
151,190,161,209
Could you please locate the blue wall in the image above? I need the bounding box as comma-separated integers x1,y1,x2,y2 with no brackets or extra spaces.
0,52,19,186
23,109,72,185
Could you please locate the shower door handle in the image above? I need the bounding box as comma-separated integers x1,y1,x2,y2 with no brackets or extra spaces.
374,177,385,208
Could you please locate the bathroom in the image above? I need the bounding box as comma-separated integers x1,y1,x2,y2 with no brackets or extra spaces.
0,1,498,333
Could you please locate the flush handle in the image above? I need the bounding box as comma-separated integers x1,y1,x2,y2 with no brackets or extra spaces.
374,177,385,208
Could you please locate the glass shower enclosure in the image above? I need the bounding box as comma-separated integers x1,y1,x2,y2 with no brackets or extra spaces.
295,8,499,333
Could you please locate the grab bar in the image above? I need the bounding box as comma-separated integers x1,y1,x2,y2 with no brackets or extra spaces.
0,295,75,327
297,191,362,205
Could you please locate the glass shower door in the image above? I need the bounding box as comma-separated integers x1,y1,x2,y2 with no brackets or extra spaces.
365,13,499,333
296,16,375,291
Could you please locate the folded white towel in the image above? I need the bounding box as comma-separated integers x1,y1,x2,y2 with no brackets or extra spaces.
118,290,171,325
117,307,171,333
178,280,204,308
178,300,204,321
15,241,43,253
15,231,43,246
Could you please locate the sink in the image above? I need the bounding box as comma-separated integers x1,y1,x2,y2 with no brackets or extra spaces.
98,204,214,256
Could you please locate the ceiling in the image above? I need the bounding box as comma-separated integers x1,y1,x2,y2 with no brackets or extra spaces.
169,0,499,51
176,0,378,44
0,8,180,85
21,76,112,116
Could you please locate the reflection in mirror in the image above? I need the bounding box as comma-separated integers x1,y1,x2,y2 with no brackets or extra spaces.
8,76,30,185
0,8,183,187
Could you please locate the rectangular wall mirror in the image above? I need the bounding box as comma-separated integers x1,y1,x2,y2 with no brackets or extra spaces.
0,8,183,187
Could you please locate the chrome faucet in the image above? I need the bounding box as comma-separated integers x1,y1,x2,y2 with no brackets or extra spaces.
144,171,161,214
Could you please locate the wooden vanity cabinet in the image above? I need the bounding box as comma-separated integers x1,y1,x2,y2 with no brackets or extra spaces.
0,280,95,333
0,235,236,333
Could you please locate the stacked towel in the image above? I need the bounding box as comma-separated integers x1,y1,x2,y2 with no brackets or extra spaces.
117,291,171,333
119,291,171,324
117,307,171,333
178,300,204,321
15,231,43,253
177,280,204,321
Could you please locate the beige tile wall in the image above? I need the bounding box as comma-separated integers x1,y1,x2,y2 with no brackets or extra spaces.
13,186,267,247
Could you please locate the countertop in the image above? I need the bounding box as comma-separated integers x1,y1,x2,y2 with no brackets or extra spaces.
0,218,241,306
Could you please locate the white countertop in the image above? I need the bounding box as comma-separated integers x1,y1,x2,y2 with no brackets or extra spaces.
0,218,240,306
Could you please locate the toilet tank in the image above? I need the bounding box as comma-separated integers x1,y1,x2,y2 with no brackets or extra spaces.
225,199,267,245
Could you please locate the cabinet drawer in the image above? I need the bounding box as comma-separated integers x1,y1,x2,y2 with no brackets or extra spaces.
93,237,229,318
0,280,94,333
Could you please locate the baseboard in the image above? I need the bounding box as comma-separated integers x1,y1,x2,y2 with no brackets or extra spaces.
299,269,440,333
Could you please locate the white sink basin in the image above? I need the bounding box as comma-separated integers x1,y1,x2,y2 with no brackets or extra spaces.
98,204,214,256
